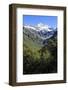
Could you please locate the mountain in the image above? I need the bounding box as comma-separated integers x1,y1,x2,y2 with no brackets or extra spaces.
23,24,57,46
23,23,57,74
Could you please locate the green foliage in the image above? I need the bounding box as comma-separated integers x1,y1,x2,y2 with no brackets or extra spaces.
23,29,57,74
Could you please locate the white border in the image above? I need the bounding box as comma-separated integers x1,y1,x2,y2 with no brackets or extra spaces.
16,8,64,82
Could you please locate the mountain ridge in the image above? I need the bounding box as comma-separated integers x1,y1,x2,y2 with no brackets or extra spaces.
23,24,57,44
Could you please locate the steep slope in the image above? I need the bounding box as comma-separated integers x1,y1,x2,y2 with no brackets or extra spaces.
23,25,56,46
23,28,42,53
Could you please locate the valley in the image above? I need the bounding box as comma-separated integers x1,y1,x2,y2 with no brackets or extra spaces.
23,24,57,74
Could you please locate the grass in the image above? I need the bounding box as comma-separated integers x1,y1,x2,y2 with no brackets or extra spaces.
23,33,41,52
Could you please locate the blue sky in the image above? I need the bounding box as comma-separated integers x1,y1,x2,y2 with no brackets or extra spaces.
23,15,57,28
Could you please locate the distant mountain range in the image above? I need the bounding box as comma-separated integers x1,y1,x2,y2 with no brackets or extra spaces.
23,24,57,46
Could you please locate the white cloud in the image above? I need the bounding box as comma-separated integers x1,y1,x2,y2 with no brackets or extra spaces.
36,23,52,31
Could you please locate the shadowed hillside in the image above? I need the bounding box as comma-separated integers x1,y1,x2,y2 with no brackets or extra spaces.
23,26,57,74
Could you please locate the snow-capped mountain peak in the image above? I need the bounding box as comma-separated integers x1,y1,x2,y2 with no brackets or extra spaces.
36,23,52,32
24,23,53,32
23,23,57,42
24,25,36,30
